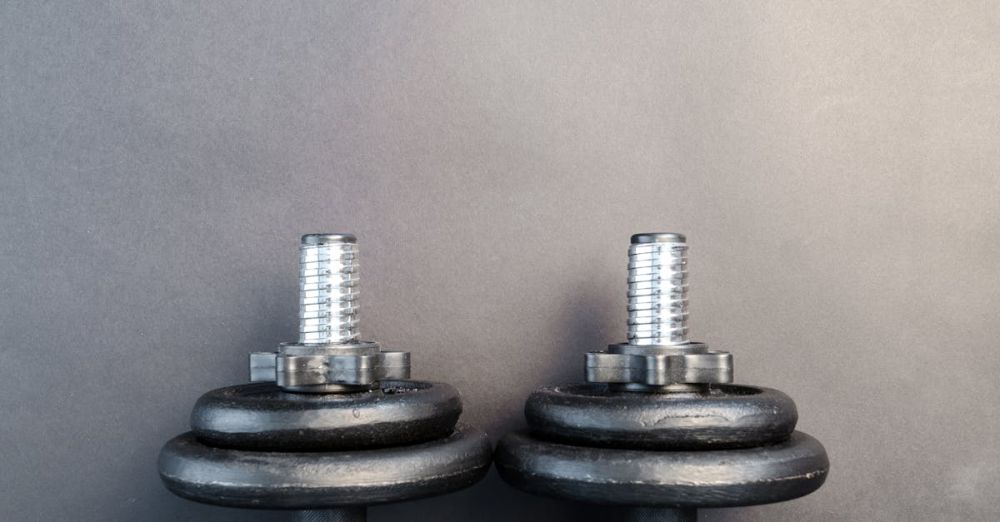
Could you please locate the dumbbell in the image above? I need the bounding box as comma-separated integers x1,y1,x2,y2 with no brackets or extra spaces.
495,233,828,521
158,234,492,521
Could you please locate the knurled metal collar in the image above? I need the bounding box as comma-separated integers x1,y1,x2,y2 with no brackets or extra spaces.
249,341,410,393
585,342,732,389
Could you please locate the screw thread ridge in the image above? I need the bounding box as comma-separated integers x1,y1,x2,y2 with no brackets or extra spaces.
298,235,359,344
627,236,688,346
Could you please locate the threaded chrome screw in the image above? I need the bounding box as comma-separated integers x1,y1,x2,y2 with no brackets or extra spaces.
298,233,360,345
627,233,689,346
587,232,730,389
249,233,410,390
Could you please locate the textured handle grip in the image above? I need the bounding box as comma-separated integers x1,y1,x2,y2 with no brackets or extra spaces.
623,507,697,522
297,508,367,522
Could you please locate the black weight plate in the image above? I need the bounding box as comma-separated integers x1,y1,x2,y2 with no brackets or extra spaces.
526,384,797,450
495,430,828,508
191,380,461,451
159,424,492,509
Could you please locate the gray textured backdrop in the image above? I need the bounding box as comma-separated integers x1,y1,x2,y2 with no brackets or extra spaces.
2,2,998,521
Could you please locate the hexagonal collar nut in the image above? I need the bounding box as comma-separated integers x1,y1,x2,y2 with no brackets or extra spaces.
249,342,410,392
585,342,733,386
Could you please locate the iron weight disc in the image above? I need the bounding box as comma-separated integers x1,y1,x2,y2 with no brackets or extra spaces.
526,384,797,450
159,424,492,509
191,380,462,451
495,430,828,508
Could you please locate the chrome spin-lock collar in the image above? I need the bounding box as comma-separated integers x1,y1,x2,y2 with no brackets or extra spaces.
250,234,410,393
586,233,732,392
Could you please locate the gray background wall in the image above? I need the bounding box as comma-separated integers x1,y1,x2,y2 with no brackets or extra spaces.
2,2,998,521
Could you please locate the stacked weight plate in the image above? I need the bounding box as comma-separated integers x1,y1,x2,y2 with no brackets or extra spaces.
495,382,829,521
159,379,491,521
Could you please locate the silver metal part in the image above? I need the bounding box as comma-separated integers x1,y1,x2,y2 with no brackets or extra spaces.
628,233,688,346
250,234,410,393
587,233,732,390
299,234,359,344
